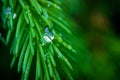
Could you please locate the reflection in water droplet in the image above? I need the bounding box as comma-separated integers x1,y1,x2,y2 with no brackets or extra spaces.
6,7,11,16
43,27,54,43
45,27,49,33
50,36,54,40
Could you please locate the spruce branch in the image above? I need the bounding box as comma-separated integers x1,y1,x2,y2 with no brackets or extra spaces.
1,0,77,80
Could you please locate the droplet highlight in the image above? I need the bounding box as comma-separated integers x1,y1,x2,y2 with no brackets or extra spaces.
13,13,16,19
43,27,54,43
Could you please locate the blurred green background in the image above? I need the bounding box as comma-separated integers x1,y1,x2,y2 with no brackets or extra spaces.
0,0,120,80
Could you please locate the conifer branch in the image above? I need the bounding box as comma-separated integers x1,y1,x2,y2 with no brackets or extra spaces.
1,0,77,80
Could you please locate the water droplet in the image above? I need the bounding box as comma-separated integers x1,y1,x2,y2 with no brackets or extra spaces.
25,10,30,14
43,10,49,19
28,10,30,13
67,45,72,50
45,27,49,33
13,13,16,19
50,35,54,40
25,12,28,14
44,54,47,57
43,27,54,43
64,58,67,62
6,7,11,16
47,4,50,7
43,35,51,42
58,17,62,20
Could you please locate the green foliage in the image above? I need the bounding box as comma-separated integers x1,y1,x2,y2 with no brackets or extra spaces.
1,0,78,80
